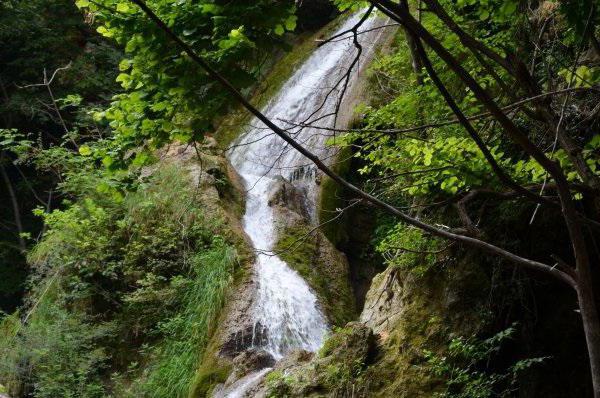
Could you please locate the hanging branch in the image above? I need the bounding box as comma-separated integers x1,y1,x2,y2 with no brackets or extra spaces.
127,0,577,289
18,62,79,150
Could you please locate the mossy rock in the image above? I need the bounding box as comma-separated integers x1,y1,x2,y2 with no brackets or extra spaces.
355,252,490,397
262,322,377,397
274,218,356,327
317,145,353,247
189,351,232,398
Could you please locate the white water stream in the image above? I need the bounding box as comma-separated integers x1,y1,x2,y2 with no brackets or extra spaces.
225,12,384,395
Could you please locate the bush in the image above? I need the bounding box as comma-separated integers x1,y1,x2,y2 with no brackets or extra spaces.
0,165,240,397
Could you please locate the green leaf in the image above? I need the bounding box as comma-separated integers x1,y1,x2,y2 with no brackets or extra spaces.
118,59,132,72
75,0,90,8
96,26,112,37
116,3,129,13
79,145,92,156
274,24,285,36
284,15,297,31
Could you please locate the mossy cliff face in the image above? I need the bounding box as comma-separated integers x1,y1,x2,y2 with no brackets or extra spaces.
158,142,255,398
358,253,489,397
270,177,356,327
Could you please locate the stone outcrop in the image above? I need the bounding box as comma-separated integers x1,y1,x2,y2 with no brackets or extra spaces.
268,176,356,326
249,322,377,397
240,252,490,398
268,176,310,220
355,254,489,397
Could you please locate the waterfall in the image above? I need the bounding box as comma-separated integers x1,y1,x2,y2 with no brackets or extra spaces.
227,10,384,364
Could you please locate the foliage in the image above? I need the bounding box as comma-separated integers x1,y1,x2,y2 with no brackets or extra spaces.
336,0,599,212
0,165,240,397
137,244,236,397
0,291,111,398
265,370,294,398
76,0,298,168
0,0,121,313
376,223,444,276
425,326,547,398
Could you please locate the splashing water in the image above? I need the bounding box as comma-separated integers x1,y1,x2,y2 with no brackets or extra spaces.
227,11,385,362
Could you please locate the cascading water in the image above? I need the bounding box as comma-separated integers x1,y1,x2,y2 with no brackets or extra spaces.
227,10,384,367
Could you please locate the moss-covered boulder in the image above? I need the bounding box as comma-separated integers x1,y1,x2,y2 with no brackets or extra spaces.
250,322,377,398
356,253,489,397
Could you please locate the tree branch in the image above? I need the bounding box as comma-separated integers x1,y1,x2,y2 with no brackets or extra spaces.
129,0,577,289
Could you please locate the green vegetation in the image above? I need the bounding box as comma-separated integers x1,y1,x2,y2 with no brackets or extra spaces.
0,165,241,397
2,0,600,396
326,0,600,395
74,0,298,168
0,0,122,312
425,326,547,398
264,323,375,397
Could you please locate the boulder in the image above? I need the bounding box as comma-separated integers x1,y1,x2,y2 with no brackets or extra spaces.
268,176,310,220
268,176,356,326
250,322,377,397
230,348,276,380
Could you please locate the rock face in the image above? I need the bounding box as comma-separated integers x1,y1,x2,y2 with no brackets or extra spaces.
239,252,490,398
231,348,276,377
360,267,406,336
269,176,356,326
249,322,377,397
356,255,489,397
268,176,310,220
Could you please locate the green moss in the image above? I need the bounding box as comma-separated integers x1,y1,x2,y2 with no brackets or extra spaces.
266,256,489,398
318,326,354,358
275,221,355,327
359,258,489,397
189,349,231,398
265,370,295,398
318,145,353,246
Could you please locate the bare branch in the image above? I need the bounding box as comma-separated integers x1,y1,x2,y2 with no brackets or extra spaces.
129,0,577,289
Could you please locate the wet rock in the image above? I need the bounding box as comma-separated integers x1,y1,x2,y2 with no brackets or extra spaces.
268,176,310,220
250,323,376,397
231,348,276,379
275,349,314,369
213,368,272,398
267,174,355,327
219,319,268,359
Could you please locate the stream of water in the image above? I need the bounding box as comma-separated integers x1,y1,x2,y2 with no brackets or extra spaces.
225,10,384,396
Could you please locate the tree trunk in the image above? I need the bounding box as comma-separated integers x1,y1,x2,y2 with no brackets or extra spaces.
0,152,26,253
578,280,600,398
400,0,423,85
